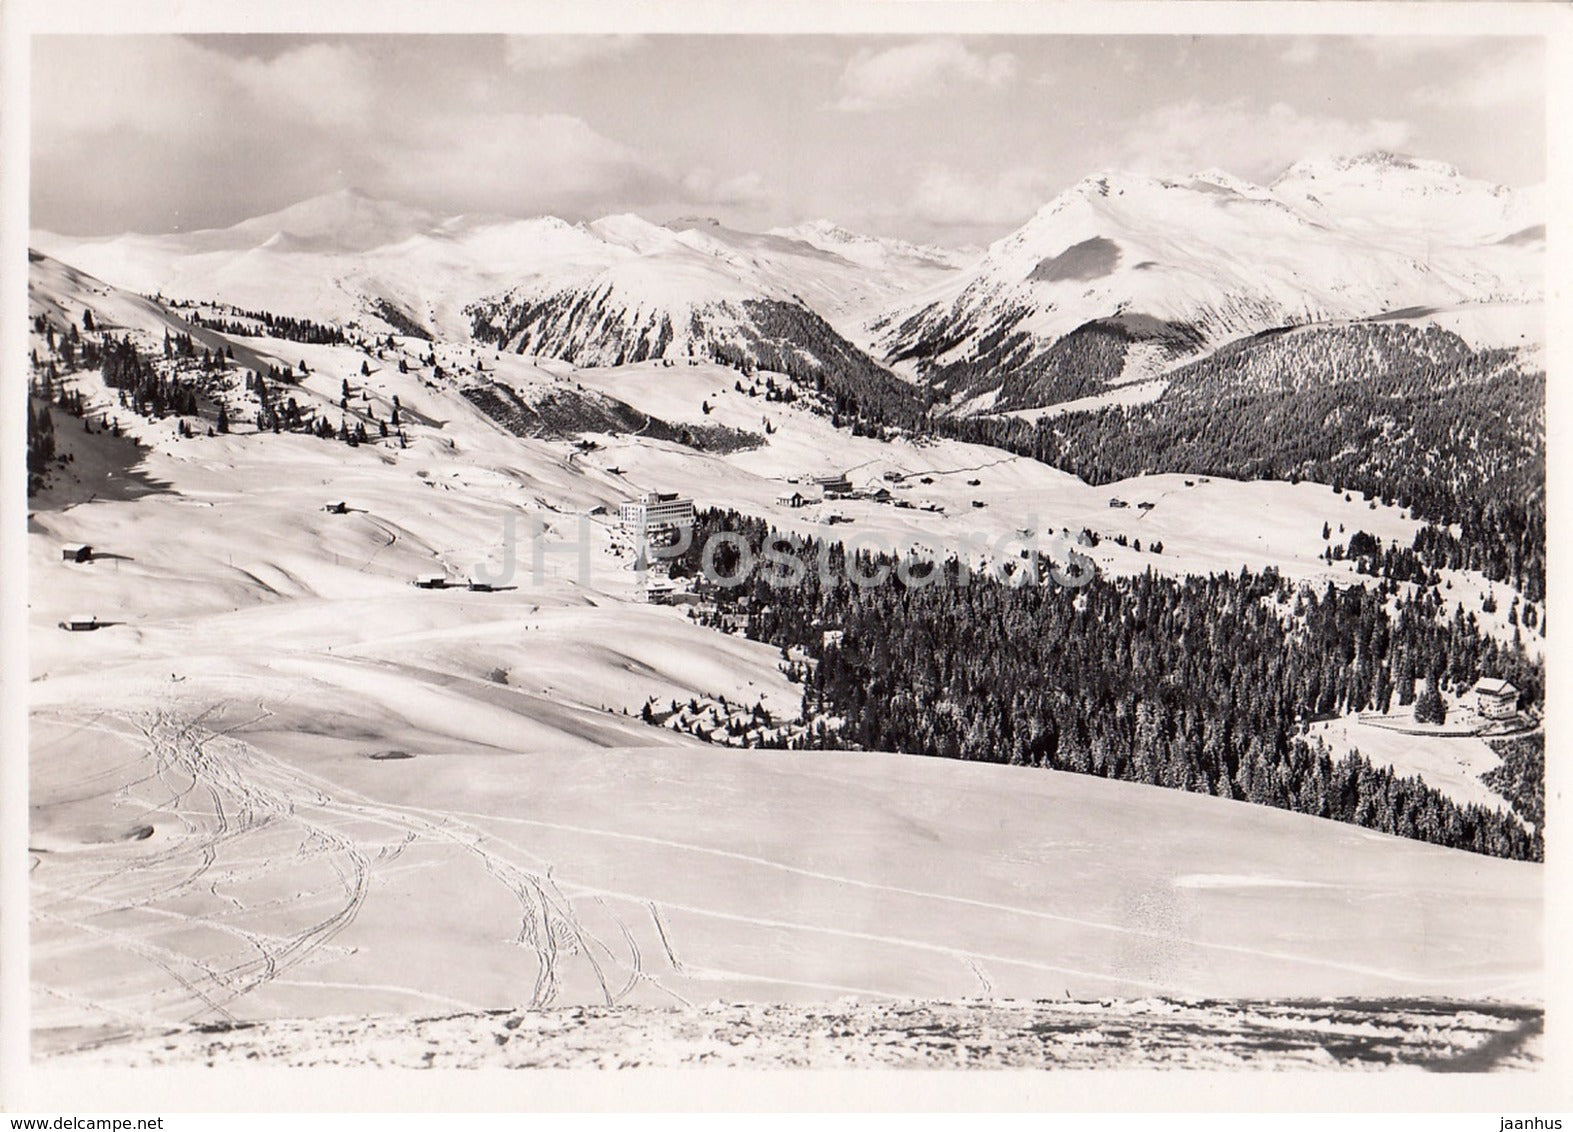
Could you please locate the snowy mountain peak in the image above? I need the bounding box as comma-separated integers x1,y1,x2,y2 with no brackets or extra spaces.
1186,168,1274,199
1278,150,1463,183
1272,151,1534,240
587,213,693,255
217,189,441,254
665,216,725,231
770,219,866,246
767,220,970,271
871,153,1542,409
1034,167,1295,221
28,150,1541,419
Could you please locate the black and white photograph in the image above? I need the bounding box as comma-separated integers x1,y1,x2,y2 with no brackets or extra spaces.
0,0,1568,1116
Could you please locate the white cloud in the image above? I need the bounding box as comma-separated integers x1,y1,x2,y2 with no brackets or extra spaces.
835,39,1017,112
34,36,375,138
381,111,670,216
682,168,771,209
1412,45,1542,110
910,166,1055,229
1117,100,1414,181
1352,36,1480,67
32,37,390,230
502,35,646,72
1279,39,1320,67
32,36,779,232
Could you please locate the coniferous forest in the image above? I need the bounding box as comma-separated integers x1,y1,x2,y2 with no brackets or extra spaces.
186,305,347,345
1483,733,1545,833
672,508,1543,862
937,322,1546,603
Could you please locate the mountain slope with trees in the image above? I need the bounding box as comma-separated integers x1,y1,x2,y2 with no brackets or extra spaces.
669,508,1542,862
941,322,1545,603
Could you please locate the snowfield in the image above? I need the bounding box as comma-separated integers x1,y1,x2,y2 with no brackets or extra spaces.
1306,716,1514,813
49,997,1544,1071
31,693,1543,1057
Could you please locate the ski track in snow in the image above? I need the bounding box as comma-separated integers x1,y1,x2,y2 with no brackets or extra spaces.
29,703,673,1045
32,685,1537,1056
33,696,1167,1043
392,803,1514,990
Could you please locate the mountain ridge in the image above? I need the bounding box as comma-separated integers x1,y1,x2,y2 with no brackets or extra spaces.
32,153,1542,416
870,154,1542,408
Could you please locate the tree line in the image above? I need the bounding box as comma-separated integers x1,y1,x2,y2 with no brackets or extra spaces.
186,307,347,346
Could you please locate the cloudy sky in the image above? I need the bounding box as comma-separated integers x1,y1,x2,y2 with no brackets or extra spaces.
32,34,1545,246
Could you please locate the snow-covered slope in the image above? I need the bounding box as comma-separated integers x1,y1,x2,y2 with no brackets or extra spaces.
32,195,960,356
675,216,966,324
871,155,1542,408
769,219,973,274
32,194,633,342
1272,151,1544,245
459,211,979,375
464,212,799,361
